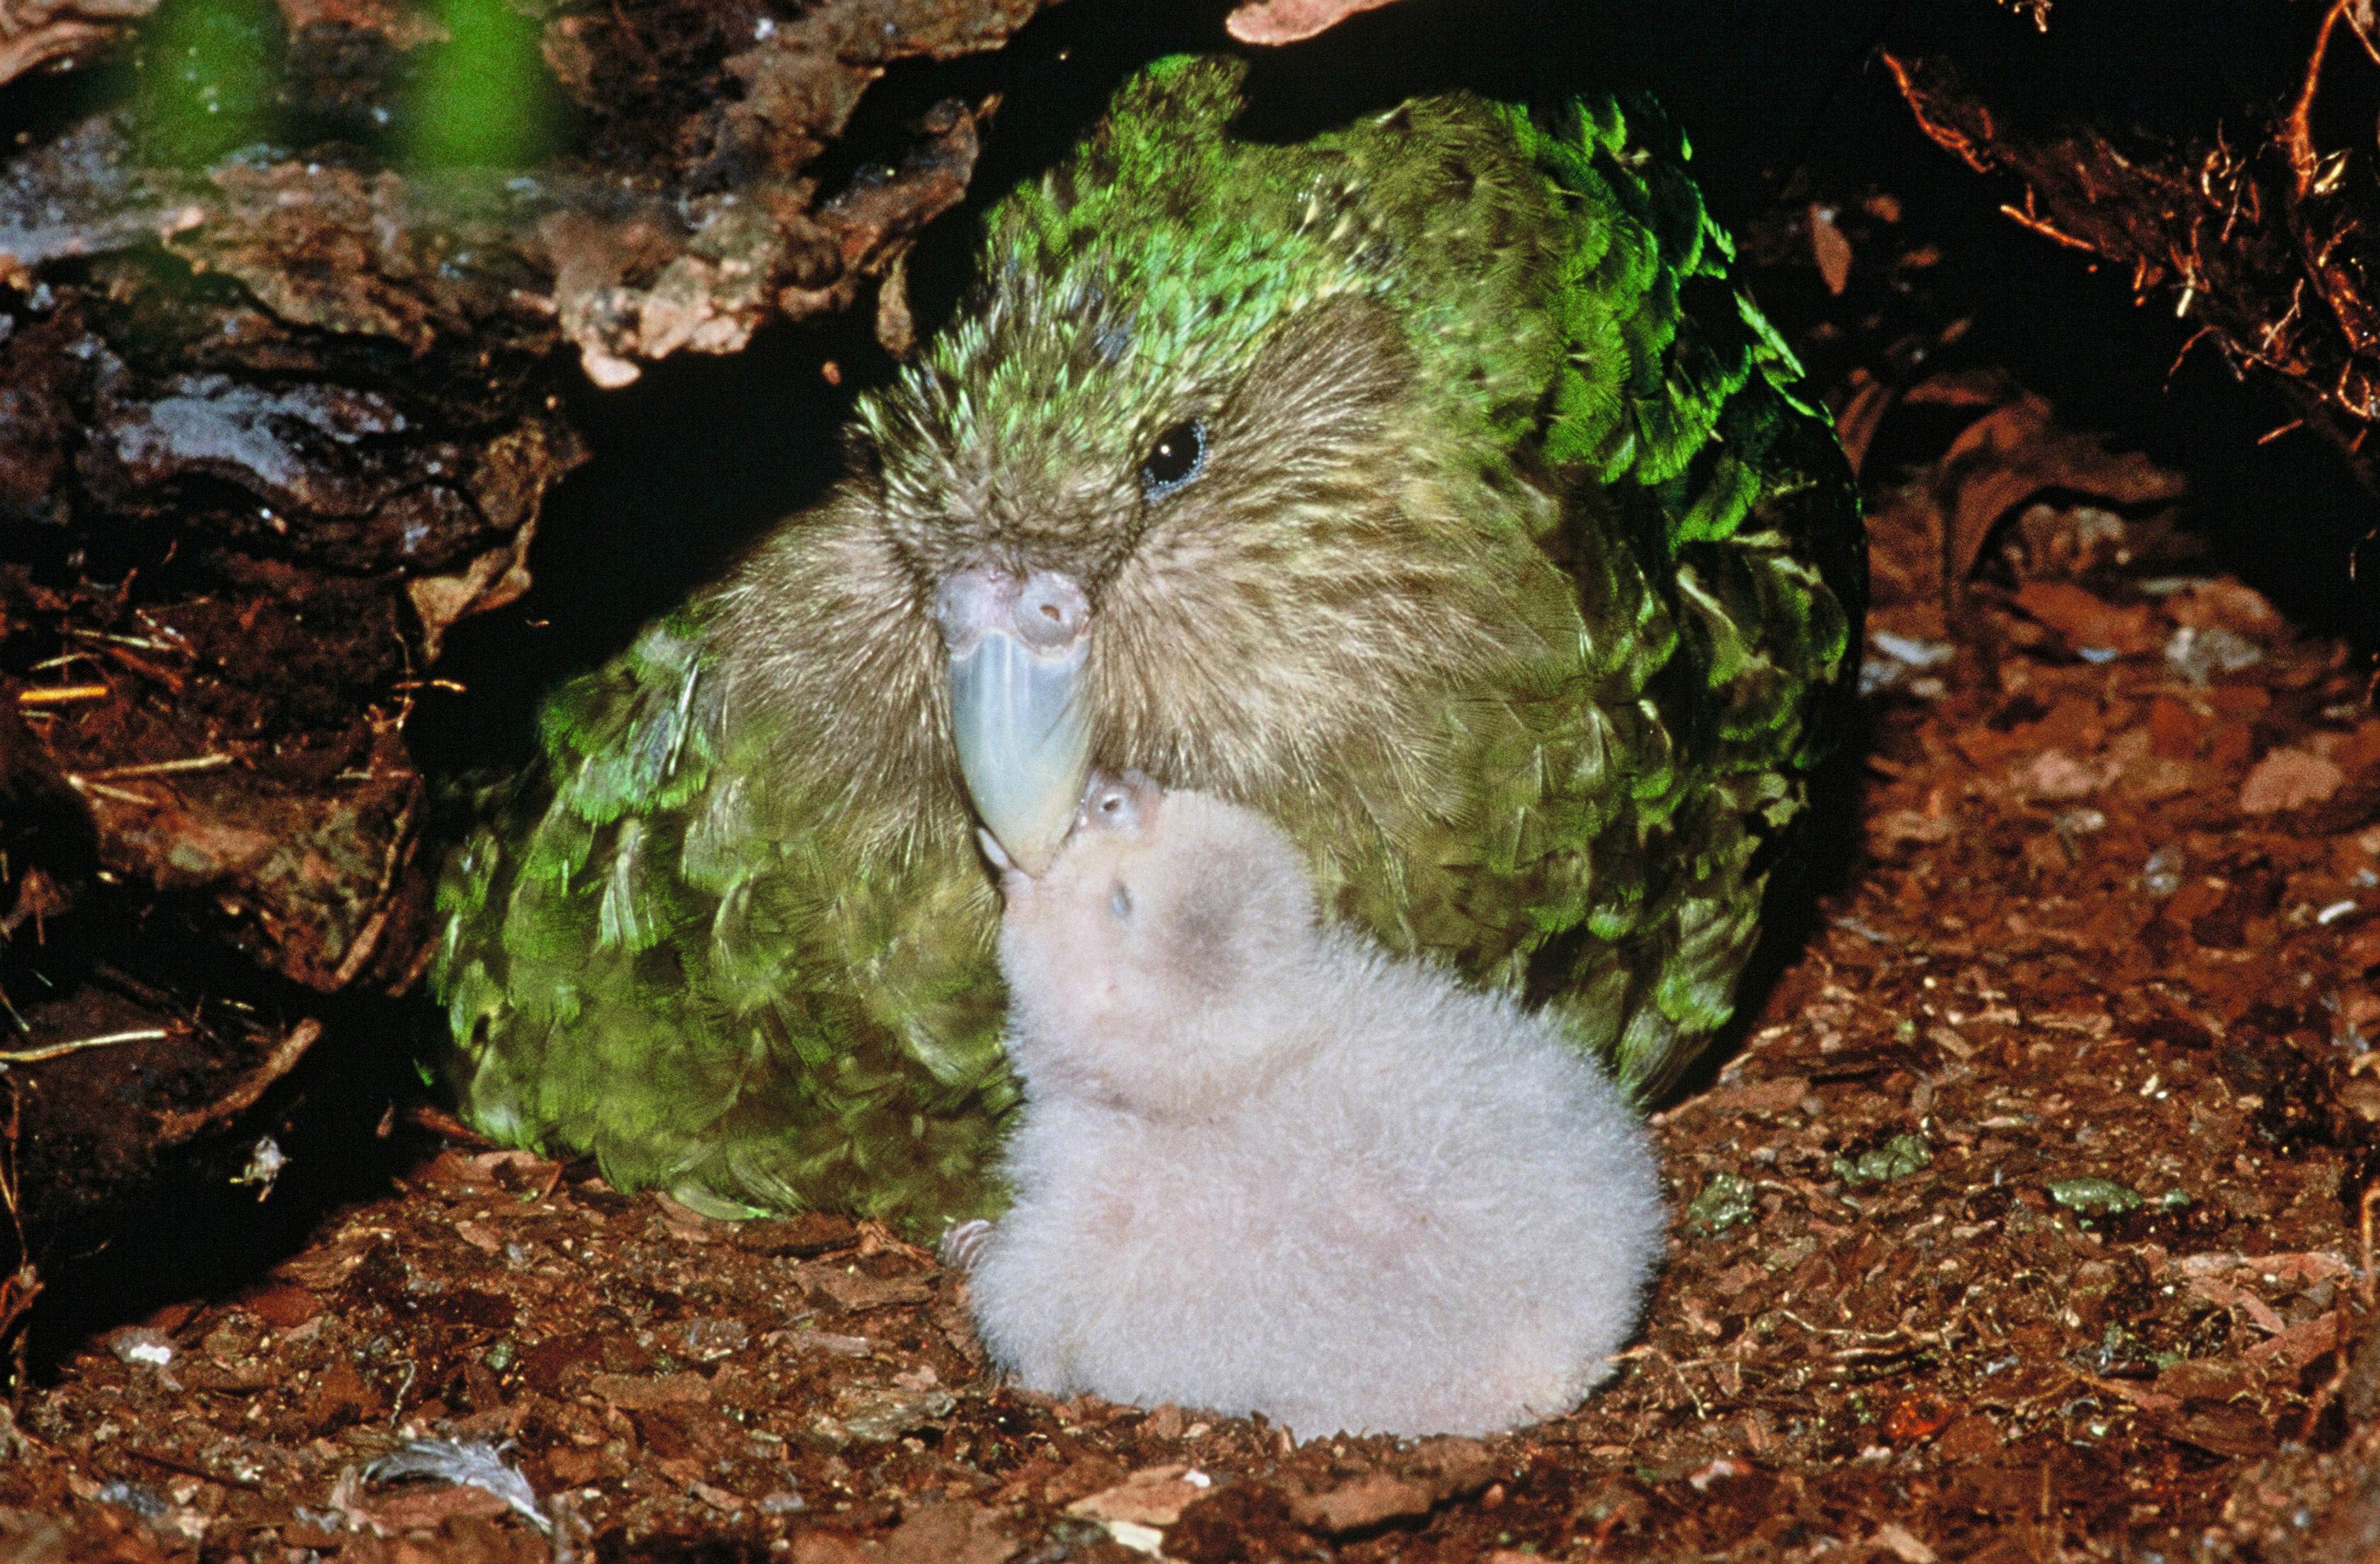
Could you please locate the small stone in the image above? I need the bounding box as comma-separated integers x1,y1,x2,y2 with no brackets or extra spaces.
106,1329,174,1368
838,1386,956,1444
2141,846,2186,897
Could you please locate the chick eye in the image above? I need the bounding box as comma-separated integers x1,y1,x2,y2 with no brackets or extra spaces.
1110,883,1133,921
1138,419,1207,500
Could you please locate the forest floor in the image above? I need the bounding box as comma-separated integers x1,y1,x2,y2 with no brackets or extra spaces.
1,406,2376,1564
4,196,2380,1563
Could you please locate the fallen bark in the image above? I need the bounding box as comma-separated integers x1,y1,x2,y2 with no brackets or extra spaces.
0,0,155,89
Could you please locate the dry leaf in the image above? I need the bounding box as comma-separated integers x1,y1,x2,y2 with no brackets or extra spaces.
1067,1466,1216,1527
2184,1274,2289,1334
2012,581,2158,654
880,1501,1015,1564
2240,749,2346,815
1287,1474,1441,1534
1699,1075,1815,1116
1224,0,1402,44
1930,392,2184,586
2243,1310,2342,1370
586,1371,712,1409
1829,370,1897,476
1809,204,1853,295
2157,1402,2276,1458
2009,749,2104,801
804,1268,934,1313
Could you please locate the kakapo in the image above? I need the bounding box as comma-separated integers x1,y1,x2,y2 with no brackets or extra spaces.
431,56,1865,1230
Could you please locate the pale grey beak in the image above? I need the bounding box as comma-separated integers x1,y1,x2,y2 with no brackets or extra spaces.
935,567,1094,876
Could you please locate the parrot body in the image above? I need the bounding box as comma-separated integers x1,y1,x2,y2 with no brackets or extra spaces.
969,775,1663,1437
431,57,1863,1231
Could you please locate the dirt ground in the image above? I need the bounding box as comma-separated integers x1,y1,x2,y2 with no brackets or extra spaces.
4,153,2380,1564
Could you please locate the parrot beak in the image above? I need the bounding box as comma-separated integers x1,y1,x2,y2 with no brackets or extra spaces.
935,567,1094,876
977,827,1033,902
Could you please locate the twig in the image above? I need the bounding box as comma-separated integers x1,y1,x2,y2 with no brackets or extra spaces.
1645,1345,1711,1420
2286,0,2370,196
0,1076,39,1387
67,780,160,807
402,1103,497,1147
1997,197,2096,254
0,1028,169,1064
2286,3,2339,194
329,793,417,989
13,685,109,707
2360,1183,2379,1310
62,628,174,654
1879,52,1996,174
72,754,231,782
2347,1,2380,67
125,1445,261,1490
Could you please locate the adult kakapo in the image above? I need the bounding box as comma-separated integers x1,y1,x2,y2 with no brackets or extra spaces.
431,56,1864,1230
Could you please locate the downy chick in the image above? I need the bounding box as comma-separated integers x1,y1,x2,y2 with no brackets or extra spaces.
965,773,1667,1439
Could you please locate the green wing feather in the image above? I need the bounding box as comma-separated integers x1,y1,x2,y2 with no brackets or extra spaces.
434,606,1019,1224
1279,79,1860,1094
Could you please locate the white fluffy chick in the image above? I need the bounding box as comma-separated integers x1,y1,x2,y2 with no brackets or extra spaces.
963,771,1666,1439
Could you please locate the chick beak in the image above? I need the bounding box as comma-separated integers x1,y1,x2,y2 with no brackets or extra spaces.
934,567,1094,876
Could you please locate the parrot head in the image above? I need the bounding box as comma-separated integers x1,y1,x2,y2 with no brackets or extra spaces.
725,58,1535,872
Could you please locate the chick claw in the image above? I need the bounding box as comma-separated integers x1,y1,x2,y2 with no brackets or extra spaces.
939,1218,994,1274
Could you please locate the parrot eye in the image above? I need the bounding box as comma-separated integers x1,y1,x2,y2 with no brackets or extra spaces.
1138,419,1207,500
1110,883,1133,921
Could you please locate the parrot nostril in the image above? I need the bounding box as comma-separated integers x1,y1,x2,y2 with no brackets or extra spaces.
931,567,1009,656
1013,571,1089,652
933,567,1087,655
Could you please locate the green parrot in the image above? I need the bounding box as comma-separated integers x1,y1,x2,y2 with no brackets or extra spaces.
431,56,1864,1232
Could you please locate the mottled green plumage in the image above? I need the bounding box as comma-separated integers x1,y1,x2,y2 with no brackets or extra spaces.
431,57,1863,1232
